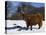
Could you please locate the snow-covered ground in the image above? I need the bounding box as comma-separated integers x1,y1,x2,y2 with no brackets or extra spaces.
5,20,45,34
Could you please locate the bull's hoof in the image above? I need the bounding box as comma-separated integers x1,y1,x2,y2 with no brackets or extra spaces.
38,27,41,29
38,28,40,29
30,29,32,30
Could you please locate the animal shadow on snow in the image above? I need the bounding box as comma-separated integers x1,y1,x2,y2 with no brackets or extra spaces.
5,24,39,31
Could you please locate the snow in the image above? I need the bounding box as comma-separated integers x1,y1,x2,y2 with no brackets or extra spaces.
6,20,45,34
7,20,26,27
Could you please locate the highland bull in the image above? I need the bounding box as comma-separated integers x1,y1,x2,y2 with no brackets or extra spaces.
24,14,43,30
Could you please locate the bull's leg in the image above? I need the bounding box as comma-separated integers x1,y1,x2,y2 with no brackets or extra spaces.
26,22,30,30
30,23,32,30
38,21,42,29
30,25,32,30
26,24,29,30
